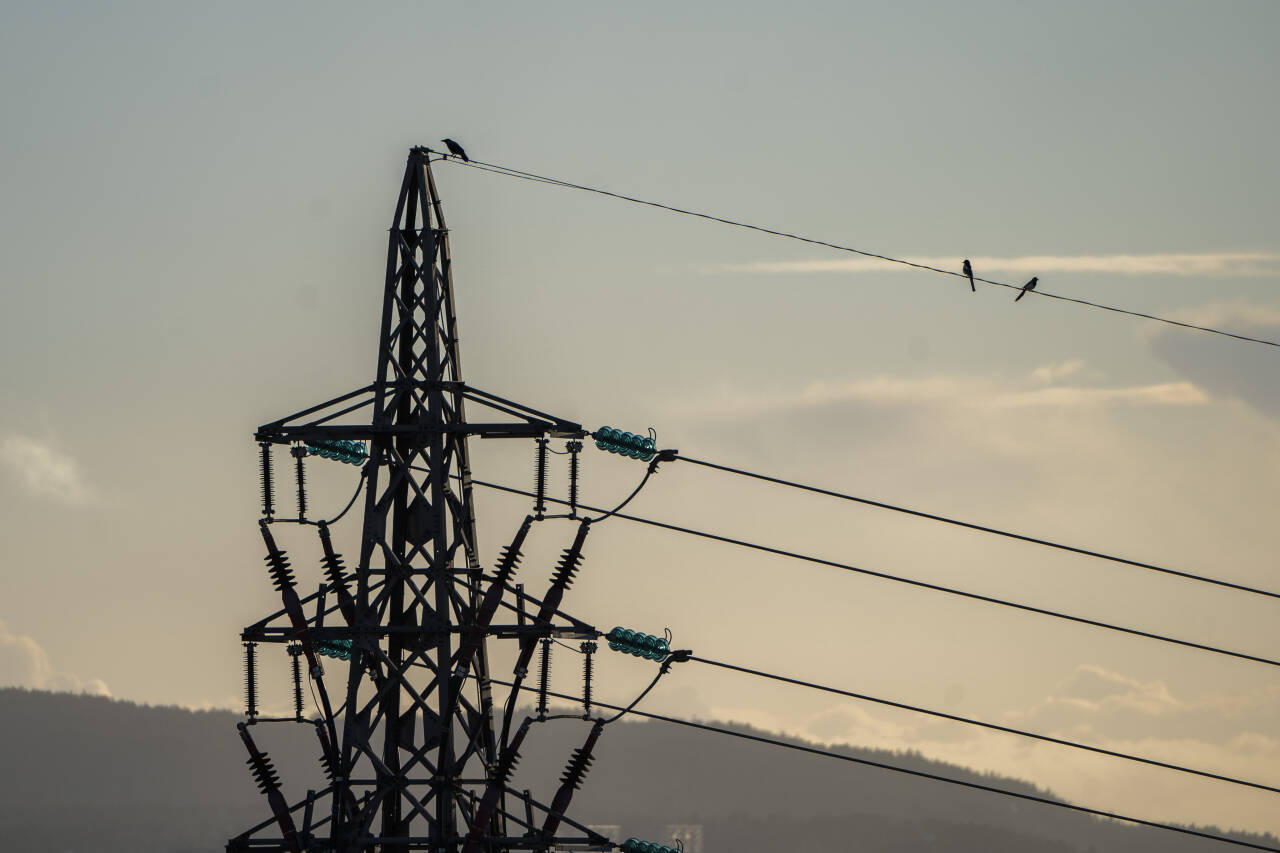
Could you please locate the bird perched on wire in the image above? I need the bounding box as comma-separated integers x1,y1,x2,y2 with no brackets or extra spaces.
962,259,975,292
1014,276,1038,302
441,138,470,162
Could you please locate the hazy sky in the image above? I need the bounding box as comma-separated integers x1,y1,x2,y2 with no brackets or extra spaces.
3,0,1280,840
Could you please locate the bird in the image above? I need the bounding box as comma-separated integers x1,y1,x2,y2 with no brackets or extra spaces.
441,138,469,162
1014,276,1038,302
962,259,975,292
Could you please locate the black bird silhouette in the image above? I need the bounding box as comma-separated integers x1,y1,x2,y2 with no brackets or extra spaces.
962,259,975,292
1014,276,1038,302
441,138,469,162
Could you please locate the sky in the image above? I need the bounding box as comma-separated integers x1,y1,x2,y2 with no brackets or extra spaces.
2,0,1280,841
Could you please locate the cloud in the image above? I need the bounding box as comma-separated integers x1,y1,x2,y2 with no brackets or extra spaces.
1147,302,1280,418
0,619,110,696
1006,664,1280,745
707,252,1280,277
670,374,1207,421
0,434,94,504
1029,359,1085,383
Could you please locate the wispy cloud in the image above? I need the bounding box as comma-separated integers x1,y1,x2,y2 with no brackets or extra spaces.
1030,359,1085,383
1147,302,1280,418
671,374,1208,421
1,434,93,504
1164,300,1280,329
0,619,110,696
708,252,1280,277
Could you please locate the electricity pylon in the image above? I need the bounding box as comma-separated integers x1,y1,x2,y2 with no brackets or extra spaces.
229,147,590,852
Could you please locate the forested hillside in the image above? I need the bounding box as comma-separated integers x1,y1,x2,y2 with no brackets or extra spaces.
1,688,1271,852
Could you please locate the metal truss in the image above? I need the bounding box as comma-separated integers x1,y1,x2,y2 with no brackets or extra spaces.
228,149,599,853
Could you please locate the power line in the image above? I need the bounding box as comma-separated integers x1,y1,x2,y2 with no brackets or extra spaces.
674,453,1280,601
689,654,1280,796
470,479,1280,671
442,156,1280,350
490,679,1280,853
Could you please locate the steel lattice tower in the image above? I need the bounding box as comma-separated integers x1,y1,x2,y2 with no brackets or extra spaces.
231,148,589,852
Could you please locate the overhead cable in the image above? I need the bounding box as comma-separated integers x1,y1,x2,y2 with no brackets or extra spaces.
471,479,1280,671
690,654,1280,796
444,157,1280,350
674,454,1280,601
490,679,1280,853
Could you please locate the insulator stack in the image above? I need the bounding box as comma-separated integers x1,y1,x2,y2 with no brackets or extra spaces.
622,838,681,853
549,518,589,591
316,521,357,626
580,641,596,717
455,516,533,679
260,522,297,593
237,723,302,853
289,645,305,721
534,438,549,516
314,723,338,781
536,639,552,718
593,426,656,461
492,517,532,584
461,720,532,853
242,732,282,795
243,642,259,719
515,519,591,674
291,445,308,521
566,440,582,516
317,638,354,661
495,720,530,787
305,438,368,466
541,721,604,836
606,626,670,662
258,523,322,673
259,442,275,518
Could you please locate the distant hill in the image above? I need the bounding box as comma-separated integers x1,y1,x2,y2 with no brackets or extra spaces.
0,688,1273,852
